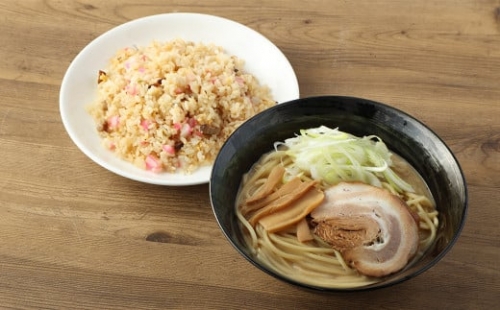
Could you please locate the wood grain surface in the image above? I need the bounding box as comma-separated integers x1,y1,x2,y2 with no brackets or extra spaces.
0,0,499,309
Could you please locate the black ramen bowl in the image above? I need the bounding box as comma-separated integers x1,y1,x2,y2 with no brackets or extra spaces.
209,95,467,291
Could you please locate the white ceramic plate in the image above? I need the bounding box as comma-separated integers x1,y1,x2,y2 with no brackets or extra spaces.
60,13,299,186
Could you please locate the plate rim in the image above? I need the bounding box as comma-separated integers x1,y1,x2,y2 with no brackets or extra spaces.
59,12,299,186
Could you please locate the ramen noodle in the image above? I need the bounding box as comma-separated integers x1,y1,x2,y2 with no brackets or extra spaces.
236,126,439,288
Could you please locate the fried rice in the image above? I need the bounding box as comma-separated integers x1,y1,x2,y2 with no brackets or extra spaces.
87,39,276,173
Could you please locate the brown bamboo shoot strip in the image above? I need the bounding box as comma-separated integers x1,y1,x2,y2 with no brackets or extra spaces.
245,165,285,204
259,187,325,233
241,177,302,216
248,180,318,226
296,218,314,243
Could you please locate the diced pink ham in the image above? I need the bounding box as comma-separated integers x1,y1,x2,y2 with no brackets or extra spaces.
145,154,162,173
235,76,245,87
162,145,175,155
107,115,120,129
187,117,197,128
140,119,150,131
126,84,138,96
173,123,182,131
180,123,192,137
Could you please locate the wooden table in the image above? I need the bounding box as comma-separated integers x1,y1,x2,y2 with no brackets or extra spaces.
1,1,498,309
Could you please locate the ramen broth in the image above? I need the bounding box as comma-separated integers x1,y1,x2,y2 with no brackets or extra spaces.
235,132,439,288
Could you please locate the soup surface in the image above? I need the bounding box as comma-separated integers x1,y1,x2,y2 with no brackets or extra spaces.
235,126,439,288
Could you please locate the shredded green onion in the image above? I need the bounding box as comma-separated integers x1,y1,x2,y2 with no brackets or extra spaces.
274,126,414,193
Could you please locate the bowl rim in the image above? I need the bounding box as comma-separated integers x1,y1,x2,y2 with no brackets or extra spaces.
209,95,468,291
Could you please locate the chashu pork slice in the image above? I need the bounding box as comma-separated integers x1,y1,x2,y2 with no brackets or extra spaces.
311,182,419,277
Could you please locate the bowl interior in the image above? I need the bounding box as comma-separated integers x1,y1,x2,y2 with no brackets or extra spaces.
210,95,467,291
